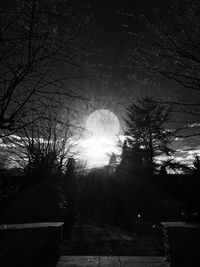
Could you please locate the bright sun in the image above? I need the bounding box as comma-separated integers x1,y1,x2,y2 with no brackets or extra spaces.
81,109,120,168
86,109,120,137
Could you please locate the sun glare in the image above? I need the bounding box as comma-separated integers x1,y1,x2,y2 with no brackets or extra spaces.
86,109,120,137
81,109,121,168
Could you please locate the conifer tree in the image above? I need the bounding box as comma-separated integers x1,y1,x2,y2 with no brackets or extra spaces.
193,155,200,175
124,96,174,175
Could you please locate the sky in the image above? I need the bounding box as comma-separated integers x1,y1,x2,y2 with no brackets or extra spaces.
78,0,200,167
84,0,199,112
1,0,200,169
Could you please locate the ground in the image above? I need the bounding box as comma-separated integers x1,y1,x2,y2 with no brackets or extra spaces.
62,216,164,256
1,174,200,266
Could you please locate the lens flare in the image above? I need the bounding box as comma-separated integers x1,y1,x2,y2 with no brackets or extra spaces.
86,109,120,137
81,109,120,168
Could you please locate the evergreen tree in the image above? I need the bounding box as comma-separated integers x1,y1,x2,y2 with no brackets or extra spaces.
159,165,167,175
193,155,200,175
118,139,145,179
108,152,117,173
124,96,174,175
109,152,117,166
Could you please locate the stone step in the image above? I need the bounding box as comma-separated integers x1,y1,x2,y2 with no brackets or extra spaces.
56,256,171,267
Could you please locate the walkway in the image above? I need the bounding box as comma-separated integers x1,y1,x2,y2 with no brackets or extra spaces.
59,219,169,266
61,219,164,256
57,255,170,266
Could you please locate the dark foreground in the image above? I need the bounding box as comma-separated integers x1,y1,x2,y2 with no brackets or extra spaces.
0,226,60,267
62,216,164,256
167,227,200,267
0,174,200,266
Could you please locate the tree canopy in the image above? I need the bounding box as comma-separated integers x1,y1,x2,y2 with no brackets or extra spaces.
124,0,200,137
124,96,174,174
0,0,89,135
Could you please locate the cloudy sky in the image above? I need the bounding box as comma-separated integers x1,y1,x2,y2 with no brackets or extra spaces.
81,0,200,167
1,0,200,168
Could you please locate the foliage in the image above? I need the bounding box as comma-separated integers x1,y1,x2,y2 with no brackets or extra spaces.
3,110,82,178
162,158,192,174
124,96,174,174
118,140,144,177
109,153,117,166
192,155,200,175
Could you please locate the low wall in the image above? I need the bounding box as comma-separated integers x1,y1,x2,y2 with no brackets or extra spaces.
0,222,64,266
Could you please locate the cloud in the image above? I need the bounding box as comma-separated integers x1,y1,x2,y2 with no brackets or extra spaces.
173,145,200,166
188,148,200,155
185,154,195,161
174,137,184,141
186,122,200,128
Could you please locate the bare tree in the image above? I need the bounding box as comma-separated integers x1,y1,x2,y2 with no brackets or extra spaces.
123,0,200,136
3,109,82,177
0,0,89,135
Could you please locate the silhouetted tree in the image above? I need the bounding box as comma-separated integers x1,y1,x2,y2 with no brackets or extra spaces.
120,140,128,166
65,157,76,188
109,152,117,166
65,157,76,193
63,156,78,233
159,165,167,175
3,110,81,179
163,158,192,174
119,140,144,176
193,155,200,175
124,96,174,175
108,152,117,173
0,149,9,170
124,0,200,136
0,0,89,135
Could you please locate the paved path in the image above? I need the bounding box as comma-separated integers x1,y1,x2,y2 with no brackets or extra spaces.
57,256,171,266
58,176,170,266
62,218,164,256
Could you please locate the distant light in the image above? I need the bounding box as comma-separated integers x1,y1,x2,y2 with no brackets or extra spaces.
86,109,120,137
80,109,121,168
